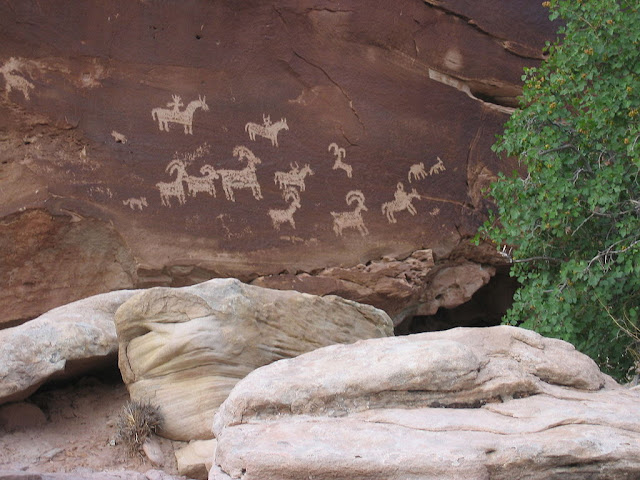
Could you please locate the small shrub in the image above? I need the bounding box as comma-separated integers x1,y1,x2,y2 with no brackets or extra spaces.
116,400,163,455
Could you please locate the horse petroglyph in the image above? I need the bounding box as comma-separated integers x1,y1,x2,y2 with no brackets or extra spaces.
408,162,427,182
123,197,148,211
331,190,369,237
268,187,301,231
217,146,263,202
245,114,289,147
382,182,421,223
151,94,209,134
328,142,352,178
0,57,36,100
274,162,314,192
429,156,446,175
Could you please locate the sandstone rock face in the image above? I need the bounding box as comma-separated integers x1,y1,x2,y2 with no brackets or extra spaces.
0,290,136,405
115,278,393,441
0,1,557,327
211,326,640,480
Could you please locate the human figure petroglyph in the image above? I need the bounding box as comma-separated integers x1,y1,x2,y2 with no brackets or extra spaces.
156,159,188,207
123,197,148,211
274,162,314,192
429,156,446,175
328,142,352,178
382,182,421,223
185,164,219,198
0,57,35,100
216,146,263,202
245,114,289,147
111,131,127,144
331,190,369,237
269,188,301,231
151,95,209,134
408,162,427,182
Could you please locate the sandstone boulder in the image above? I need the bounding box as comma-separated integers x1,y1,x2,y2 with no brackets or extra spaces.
0,290,136,405
0,0,557,327
115,278,393,441
211,326,640,479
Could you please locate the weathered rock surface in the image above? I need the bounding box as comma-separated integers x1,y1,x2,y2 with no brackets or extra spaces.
0,0,557,327
0,290,136,405
211,326,640,479
0,470,187,480
115,278,393,441
175,440,216,480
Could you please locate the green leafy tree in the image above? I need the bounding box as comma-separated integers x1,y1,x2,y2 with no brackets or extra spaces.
483,0,640,379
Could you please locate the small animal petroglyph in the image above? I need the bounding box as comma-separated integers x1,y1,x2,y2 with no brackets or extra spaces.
111,131,127,143
216,146,263,202
429,207,440,216
151,94,209,134
269,188,301,231
408,162,427,182
328,142,352,178
331,190,369,237
156,159,188,207
0,57,36,100
429,156,446,176
123,197,148,211
382,182,421,223
245,114,289,147
274,162,314,192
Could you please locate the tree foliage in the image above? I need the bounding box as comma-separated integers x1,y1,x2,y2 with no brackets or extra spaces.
482,0,640,379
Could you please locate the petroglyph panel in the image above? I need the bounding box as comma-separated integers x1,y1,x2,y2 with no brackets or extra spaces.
331,190,369,237
245,114,289,147
381,182,421,223
151,94,209,134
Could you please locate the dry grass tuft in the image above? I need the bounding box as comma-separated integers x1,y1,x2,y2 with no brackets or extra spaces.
115,400,163,455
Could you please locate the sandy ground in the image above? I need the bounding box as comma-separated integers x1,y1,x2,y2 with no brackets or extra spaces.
0,368,186,475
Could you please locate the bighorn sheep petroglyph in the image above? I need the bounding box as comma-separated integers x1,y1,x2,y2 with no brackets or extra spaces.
156,159,188,207
268,188,301,230
429,156,446,175
185,164,219,198
331,190,369,237
328,142,352,178
217,146,263,202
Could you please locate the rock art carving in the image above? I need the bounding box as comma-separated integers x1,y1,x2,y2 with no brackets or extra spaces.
156,159,188,207
217,146,263,202
151,94,209,134
123,197,148,211
186,164,219,198
382,182,421,223
274,162,314,192
268,188,301,231
111,131,127,143
408,162,427,182
0,57,36,100
430,207,440,216
331,190,369,237
245,114,289,147
328,142,352,178
429,156,446,175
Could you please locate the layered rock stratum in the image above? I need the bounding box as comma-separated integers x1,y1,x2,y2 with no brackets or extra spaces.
0,1,557,327
211,326,640,479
